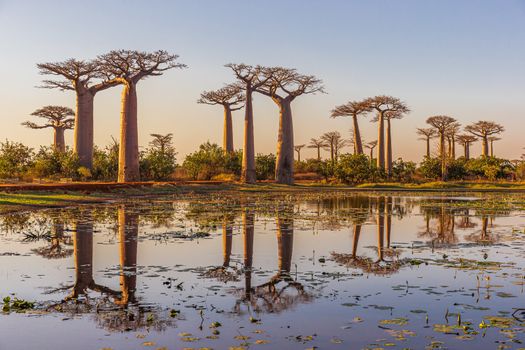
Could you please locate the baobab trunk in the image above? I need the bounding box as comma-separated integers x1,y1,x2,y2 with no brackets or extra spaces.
377,112,385,170
352,115,363,154
74,91,95,169
316,146,321,161
440,133,447,180
490,141,494,157
242,89,256,183
223,105,234,153
386,118,393,177
481,136,489,157
117,206,138,305
275,98,294,185
54,128,65,153
451,136,456,159
426,137,431,158
118,83,140,182
464,143,470,160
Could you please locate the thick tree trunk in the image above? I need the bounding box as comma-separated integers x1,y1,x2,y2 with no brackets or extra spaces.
490,141,494,157
296,150,301,162
464,143,469,160
54,128,65,153
241,89,256,183
426,138,430,158
74,91,95,169
317,146,321,161
223,105,234,153
481,136,489,157
352,115,363,154
276,214,293,272
118,83,140,182
377,112,385,170
275,98,294,185
451,136,456,159
386,118,393,177
117,206,138,305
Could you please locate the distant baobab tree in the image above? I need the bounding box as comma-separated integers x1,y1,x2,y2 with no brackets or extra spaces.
446,122,461,159
416,128,437,158
149,133,174,153
465,121,504,157
294,144,305,162
382,110,408,176
426,115,458,180
98,50,186,182
307,138,324,161
22,106,75,152
330,100,370,154
456,134,477,159
225,64,273,184
254,67,324,184
198,84,244,154
363,96,409,171
488,136,501,157
321,131,348,164
365,140,378,163
37,59,119,168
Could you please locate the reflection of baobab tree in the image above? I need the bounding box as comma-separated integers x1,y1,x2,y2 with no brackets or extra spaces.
31,218,73,259
418,204,458,245
465,215,499,244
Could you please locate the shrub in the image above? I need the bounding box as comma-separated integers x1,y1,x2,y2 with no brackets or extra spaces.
391,158,417,183
334,154,373,184
418,157,442,180
182,142,240,180
0,140,34,178
255,153,276,180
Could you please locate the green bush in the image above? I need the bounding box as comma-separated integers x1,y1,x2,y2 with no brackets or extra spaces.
418,157,442,180
334,154,374,184
0,140,34,178
30,146,80,179
182,142,241,180
391,158,417,183
255,153,276,180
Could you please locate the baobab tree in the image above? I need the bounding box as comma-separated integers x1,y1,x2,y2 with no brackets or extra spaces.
465,121,504,157
320,131,348,164
37,59,119,168
294,144,305,162
488,136,501,157
225,64,273,183
363,96,410,171
456,134,477,160
381,110,407,176
416,128,436,158
307,138,324,161
330,100,370,154
426,115,458,180
446,122,461,159
98,50,186,182
365,140,378,163
254,67,324,184
22,106,75,152
198,84,244,154
149,133,174,153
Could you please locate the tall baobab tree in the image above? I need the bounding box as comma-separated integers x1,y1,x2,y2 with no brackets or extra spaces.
365,140,378,163
381,110,407,176
363,96,410,171
198,84,244,154
456,134,477,160
307,138,324,161
37,59,119,168
254,67,324,184
320,131,348,164
426,115,458,180
294,144,305,162
226,64,273,183
98,50,186,182
446,122,461,159
22,106,75,152
488,136,501,157
330,100,370,154
465,121,504,157
416,128,436,158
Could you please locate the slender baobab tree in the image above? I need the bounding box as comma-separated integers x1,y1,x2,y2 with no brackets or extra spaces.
365,140,378,163
321,131,348,164
363,96,410,171
98,50,186,182
226,64,274,183
381,110,407,176
308,138,324,161
465,121,504,157
254,67,323,184
37,59,119,168
426,115,458,180
416,128,437,158
330,100,370,154
488,136,501,157
456,134,477,159
22,106,75,152
445,122,461,159
294,144,305,162
149,133,174,153
198,84,244,154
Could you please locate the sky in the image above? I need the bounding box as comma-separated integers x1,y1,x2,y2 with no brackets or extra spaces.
0,0,524,161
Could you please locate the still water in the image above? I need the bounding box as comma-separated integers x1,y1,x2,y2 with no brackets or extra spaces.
0,192,524,350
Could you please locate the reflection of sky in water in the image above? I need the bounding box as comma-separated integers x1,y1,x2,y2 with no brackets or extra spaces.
0,194,524,350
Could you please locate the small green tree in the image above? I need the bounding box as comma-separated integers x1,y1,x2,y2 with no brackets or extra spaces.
141,134,177,181
334,154,373,184
0,140,34,178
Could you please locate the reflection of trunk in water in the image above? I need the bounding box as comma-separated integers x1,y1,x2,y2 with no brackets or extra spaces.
243,207,255,300
376,196,385,262
115,206,138,306
222,217,233,268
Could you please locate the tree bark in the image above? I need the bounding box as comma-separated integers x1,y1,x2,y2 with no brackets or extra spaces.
223,105,234,154
386,118,393,177
352,115,363,154
275,97,294,185
54,127,65,153
118,82,140,182
377,112,385,170
117,206,138,305
426,137,430,158
241,88,256,183
74,91,95,169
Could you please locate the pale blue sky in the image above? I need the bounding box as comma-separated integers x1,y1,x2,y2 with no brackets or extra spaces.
0,0,524,161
